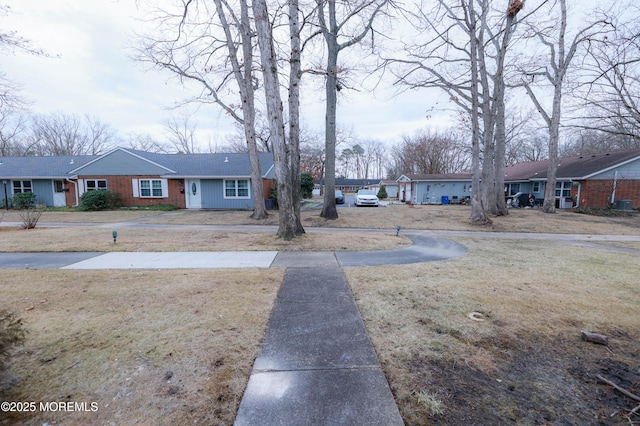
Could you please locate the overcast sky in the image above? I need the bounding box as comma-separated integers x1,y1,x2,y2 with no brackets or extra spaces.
2,0,451,150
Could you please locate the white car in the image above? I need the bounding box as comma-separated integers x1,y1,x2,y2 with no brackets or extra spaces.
354,189,379,207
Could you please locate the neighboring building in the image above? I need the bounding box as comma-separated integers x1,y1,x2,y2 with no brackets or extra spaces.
398,173,472,205
0,148,275,210
369,180,399,199
315,178,380,193
396,149,640,209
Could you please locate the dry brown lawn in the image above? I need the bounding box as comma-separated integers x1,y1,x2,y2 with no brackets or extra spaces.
1,205,639,425
347,238,640,424
0,227,410,253
1,269,283,425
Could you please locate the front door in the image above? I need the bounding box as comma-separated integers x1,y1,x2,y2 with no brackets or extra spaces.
186,179,201,209
53,180,66,207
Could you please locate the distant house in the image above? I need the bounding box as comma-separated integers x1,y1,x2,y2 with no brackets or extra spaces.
396,149,640,209
369,180,399,198
315,178,380,194
0,148,275,210
398,173,472,205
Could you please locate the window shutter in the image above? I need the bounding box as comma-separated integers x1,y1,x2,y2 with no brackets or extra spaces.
161,179,168,198
132,179,139,197
78,179,85,197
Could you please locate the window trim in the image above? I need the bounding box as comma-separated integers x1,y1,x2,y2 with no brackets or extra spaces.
133,178,168,198
12,180,32,194
223,179,251,199
85,179,107,191
555,181,571,198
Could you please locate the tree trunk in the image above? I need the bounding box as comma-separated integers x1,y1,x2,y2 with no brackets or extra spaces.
320,1,339,220
468,0,490,225
491,8,519,217
253,0,304,239
288,0,305,234
214,0,267,220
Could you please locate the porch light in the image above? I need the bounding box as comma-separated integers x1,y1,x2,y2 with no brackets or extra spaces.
112,230,118,243
396,225,401,237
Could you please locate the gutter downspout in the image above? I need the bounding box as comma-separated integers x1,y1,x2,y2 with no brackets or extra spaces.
65,178,79,207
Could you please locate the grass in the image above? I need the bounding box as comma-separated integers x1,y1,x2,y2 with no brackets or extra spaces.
1,269,283,425
0,227,410,252
346,238,640,423
1,205,639,424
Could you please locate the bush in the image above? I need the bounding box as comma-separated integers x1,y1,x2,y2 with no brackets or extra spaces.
377,185,388,200
12,192,36,209
574,207,633,217
300,172,315,199
80,190,121,211
0,310,26,391
19,209,42,229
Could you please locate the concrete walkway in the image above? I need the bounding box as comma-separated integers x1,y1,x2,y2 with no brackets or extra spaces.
234,267,403,425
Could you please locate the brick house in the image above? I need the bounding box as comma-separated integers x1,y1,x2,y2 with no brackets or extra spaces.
1,148,275,210
397,148,640,208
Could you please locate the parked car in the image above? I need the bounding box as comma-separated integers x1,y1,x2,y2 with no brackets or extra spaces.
335,190,345,204
354,189,379,207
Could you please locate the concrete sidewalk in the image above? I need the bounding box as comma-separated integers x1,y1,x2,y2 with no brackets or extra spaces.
234,267,404,425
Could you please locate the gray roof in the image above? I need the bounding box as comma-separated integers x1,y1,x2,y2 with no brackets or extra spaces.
0,155,96,178
0,149,274,179
504,149,640,181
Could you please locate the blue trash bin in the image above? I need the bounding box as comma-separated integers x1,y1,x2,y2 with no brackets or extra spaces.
442,196,449,205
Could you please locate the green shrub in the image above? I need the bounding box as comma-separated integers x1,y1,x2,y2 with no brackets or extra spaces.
81,190,122,211
300,172,315,199
377,185,388,200
12,192,36,209
0,310,26,391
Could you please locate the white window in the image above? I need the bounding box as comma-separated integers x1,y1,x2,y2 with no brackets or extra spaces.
12,180,32,194
555,181,571,197
86,179,107,191
224,179,250,198
132,179,168,198
532,182,540,193
140,179,163,197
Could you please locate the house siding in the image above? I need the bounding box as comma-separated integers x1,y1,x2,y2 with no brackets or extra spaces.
414,181,472,204
578,179,640,208
587,158,640,180
200,179,254,210
74,150,171,175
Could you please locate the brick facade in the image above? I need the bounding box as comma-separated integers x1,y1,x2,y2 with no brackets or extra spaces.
63,176,274,209
64,176,187,209
577,179,640,208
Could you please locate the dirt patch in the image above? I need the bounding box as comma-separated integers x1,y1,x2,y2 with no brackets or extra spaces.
399,332,640,425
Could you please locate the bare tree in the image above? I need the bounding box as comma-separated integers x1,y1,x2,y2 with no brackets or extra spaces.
300,129,325,180
0,5,46,56
28,112,116,155
0,110,29,156
137,0,268,219
390,0,527,222
315,0,392,220
164,112,199,153
519,0,613,213
253,0,304,239
393,129,470,175
126,132,171,153
572,4,640,141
